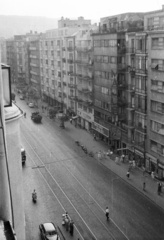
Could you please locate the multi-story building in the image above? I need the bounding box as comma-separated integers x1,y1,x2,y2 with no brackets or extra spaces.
92,12,144,151
29,37,42,101
75,29,94,129
144,6,164,178
58,16,91,28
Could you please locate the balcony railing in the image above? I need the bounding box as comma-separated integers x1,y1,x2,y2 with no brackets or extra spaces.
68,83,76,88
76,46,93,52
67,59,73,64
67,46,74,51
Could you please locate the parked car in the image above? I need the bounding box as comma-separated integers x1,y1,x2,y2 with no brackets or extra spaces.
29,102,34,108
19,95,24,100
39,222,60,240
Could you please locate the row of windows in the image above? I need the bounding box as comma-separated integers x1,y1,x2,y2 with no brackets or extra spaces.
95,100,111,111
151,79,164,93
151,59,164,71
78,103,92,113
94,55,117,64
150,140,164,155
151,120,164,135
94,39,117,47
95,70,112,80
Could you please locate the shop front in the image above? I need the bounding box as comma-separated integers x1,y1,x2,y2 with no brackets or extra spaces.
92,122,109,143
77,110,93,130
146,153,164,180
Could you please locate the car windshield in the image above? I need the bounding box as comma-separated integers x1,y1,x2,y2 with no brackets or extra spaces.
46,230,57,236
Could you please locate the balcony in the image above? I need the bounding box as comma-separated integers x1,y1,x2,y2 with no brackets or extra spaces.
76,46,93,52
118,98,127,107
117,63,126,72
135,123,147,134
68,83,76,88
127,84,135,92
67,46,74,51
127,103,135,110
62,58,66,63
67,71,74,76
127,48,135,54
68,95,77,100
67,59,73,64
118,82,127,89
117,47,126,54
124,120,135,128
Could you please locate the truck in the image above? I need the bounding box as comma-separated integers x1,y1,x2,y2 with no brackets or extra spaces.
31,112,42,123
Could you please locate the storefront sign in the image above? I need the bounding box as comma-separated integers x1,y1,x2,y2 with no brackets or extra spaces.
92,122,109,137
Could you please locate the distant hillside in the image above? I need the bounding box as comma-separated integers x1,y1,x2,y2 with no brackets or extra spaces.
0,15,58,38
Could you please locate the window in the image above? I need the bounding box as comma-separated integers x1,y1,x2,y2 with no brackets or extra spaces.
151,79,164,92
150,140,157,153
52,70,54,76
46,60,48,65
151,100,164,114
110,56,116,63
151,120,164,134
57,51,60,57
101,87,109,95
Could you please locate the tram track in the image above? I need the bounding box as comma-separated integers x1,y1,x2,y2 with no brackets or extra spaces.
20,119,128,240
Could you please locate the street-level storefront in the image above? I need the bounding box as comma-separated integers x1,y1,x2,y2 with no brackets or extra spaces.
77,110,93,131
92,122,109,144
146,153,164,180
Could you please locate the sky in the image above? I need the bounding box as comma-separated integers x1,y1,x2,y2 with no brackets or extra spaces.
1,0,164,22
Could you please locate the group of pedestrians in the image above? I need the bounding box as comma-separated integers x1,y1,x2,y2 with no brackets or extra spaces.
62,212,74,236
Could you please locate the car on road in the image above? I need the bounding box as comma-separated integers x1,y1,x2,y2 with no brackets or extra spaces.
19,95,24,100
39,222,60,240
29,102,34,108
21,147,26,165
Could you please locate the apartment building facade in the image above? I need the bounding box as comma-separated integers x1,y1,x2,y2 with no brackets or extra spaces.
144,7,164,178
92,13,144,152
75,30,94,129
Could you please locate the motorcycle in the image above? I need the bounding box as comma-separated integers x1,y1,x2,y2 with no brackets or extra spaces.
32,191,37,203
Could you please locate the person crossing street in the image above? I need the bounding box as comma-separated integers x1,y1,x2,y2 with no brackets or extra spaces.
105,207,110,221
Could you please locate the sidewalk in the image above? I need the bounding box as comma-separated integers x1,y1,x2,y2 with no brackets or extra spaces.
41,106,164,211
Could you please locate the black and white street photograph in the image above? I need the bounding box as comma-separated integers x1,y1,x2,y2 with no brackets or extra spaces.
0,0,164,239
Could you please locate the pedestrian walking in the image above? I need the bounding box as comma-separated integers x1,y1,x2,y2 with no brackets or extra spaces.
126,171,130,179
70,118,72,124
98,151,102,161
65,216,69,231
105,207,109,221
143,181,146,191
24,112,26,118
69,220,74,236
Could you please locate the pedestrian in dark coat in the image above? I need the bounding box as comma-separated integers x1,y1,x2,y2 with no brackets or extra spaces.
126,171,130,179
69,220,74,236
65,217,69,231
105,207,109,221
